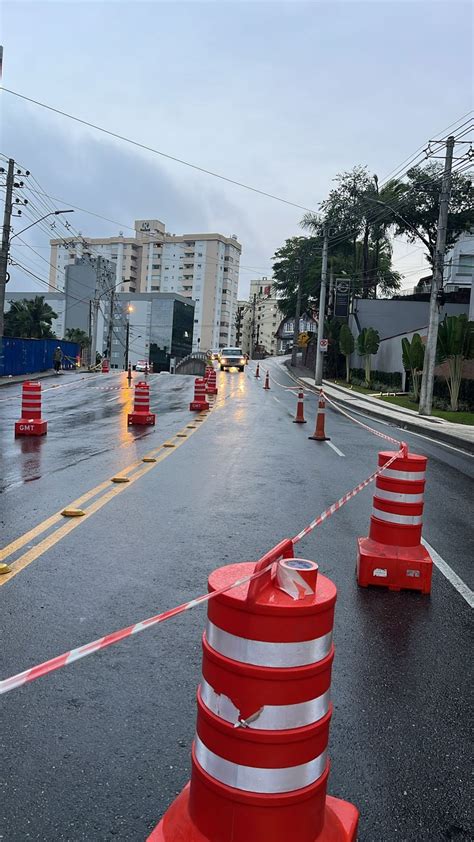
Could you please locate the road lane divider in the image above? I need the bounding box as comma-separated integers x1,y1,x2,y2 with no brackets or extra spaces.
0,413,213,585
0,450,401,691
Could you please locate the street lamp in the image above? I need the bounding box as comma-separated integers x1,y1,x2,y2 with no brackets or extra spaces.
10,209,75,242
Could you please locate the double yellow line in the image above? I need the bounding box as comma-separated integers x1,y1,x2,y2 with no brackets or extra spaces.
0,410,210,586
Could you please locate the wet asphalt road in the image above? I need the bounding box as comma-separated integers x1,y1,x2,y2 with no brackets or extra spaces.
1,362,472,842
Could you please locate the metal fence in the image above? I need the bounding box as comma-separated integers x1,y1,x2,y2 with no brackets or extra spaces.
0,337,81,377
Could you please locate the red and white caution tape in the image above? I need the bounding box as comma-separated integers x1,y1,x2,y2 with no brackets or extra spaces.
0,447,403,697
292,451,400,542
321,389,405,450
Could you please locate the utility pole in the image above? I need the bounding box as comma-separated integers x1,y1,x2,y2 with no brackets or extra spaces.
124,319,130,371
105,286,115,359
418,135,455,416
250,293,257,359
291,259,304,367
0,158,14,338
315,223,329,386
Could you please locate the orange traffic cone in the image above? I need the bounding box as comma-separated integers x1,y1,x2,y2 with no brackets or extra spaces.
309,395,330,441
263,371,270,390
255,363,260,379
293,390,307,424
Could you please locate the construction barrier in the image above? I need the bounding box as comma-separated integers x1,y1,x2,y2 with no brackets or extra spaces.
293,390,307,424
127,381,156,426
127,363,132,385
309,396,330,442
263,370,270,390
15,381,47,437
206,369,218,396
190,378,210,412
357,450,433,593
101,358,110,373
255,363,260,379
149,542,358,841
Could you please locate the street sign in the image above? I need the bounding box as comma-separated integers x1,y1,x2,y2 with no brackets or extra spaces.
319,338,328,353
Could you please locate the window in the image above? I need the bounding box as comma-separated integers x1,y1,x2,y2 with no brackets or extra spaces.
152,263,160,269
197,252,203,257
458,254,474,275
194,319,199,323
197,264,202,268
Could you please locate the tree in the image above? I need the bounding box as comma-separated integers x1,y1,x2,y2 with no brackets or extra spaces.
302,168,403,298
272,236,322,318
356,327,380,385
436,314,474,411
401,334,425,401
4,296,57,339
64,328,90,348
339,324,355,383
388,164,473,266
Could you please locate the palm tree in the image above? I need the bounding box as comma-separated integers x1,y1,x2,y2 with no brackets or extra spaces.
64,328,90,348
401,334,425,400
356,327,380,386
4,297,57,339
436,315,474,411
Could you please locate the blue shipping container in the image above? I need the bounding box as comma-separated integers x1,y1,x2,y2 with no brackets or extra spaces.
0,337,81,377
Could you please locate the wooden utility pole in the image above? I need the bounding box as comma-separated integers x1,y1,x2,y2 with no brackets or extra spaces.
418,136,455,415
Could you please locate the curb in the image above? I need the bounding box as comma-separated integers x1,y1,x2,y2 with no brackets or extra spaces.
292,374,474,456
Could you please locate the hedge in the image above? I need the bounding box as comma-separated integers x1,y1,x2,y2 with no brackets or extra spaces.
350,368,402,389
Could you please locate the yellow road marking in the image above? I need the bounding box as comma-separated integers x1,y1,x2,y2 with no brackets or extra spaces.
0,416,206,586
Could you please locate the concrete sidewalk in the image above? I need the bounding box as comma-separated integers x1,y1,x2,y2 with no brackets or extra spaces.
285,362,474,454
0,369,85,387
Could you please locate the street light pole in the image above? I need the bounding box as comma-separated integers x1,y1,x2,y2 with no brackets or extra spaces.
0,158,14,339
418,135,455,416
315,223,329,386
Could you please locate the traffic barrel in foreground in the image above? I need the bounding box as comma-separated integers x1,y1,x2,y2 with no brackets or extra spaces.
15,381,47,436
148,541,359,842
263,370,270,390
101,358,110,373
255,363,260,379
309,395,330,441
127,381,156,426
206,369,218,396
357,449,433,593
190,378,210,411
293,390,307,424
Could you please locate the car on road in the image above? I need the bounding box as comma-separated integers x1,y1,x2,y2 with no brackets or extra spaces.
209,349,220,360
219,347,246,372
135,360,149,372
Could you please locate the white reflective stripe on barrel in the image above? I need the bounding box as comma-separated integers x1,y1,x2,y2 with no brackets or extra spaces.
194,735,327,793
200,678,330,730
375,488,424,504
206,621,333,667
372,508,423,525
381,468,425,482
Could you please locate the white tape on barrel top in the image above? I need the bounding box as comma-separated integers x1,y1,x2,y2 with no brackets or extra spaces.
372,508,423,525
275,560,315,600
194,735,328,793
200,678,330,730
375,488,424,504
206,621,332,667
381,468,426,482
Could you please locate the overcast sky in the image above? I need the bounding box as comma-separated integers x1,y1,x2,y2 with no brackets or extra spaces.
1,0,472,298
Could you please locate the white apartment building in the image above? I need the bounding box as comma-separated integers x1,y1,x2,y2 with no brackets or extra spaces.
239,278,283,356
50,219,242,352
444,229,474,320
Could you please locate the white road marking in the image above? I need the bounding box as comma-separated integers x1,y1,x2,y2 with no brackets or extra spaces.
272,395,282,406
421,538,474,608
105,395,120,402
325,441,345,457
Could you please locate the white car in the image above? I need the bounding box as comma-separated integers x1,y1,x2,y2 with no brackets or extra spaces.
219,347,246,372
135,360,149,372
209,349,220,360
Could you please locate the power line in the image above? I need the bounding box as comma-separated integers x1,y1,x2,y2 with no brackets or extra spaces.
0,86,319,213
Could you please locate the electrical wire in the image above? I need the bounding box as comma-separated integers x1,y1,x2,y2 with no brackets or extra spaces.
0,87,318,213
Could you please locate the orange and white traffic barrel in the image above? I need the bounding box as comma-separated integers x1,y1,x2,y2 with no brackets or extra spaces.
149,544,359,841
206,369,218,396
101,358,110,373
15,381,47,436
190,378,210,411
357,449,433,593
127,381,156,426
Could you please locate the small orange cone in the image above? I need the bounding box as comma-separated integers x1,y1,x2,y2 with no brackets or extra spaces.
309,394,330,441
255,363,260,379
293,390,307,423
263,370,270,390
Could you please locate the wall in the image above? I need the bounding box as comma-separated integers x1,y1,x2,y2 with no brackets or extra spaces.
0,337,80,377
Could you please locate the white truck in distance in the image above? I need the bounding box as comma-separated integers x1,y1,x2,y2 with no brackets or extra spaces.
219,348,246,372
